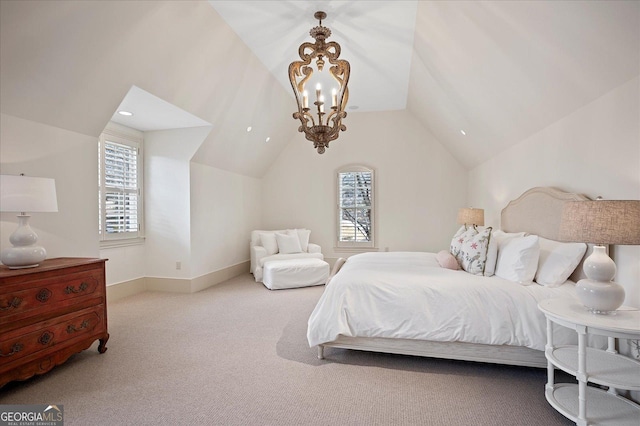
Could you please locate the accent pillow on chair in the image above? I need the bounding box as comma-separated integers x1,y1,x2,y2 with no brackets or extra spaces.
289,229,311,252
259,233,279,255
275,232,302,254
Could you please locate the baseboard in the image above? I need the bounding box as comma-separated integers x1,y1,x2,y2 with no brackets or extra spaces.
191,261,250,292
106,277,146,303
106,261,251,300
145,276,193,293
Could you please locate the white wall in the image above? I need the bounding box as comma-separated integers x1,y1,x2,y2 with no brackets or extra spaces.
190,163,262,278
143,127,210,280
468,77,640,307
261,110,468,259
0,113,99,260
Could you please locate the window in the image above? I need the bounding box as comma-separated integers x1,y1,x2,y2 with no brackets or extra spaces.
98,125,143,243
336,165,375,249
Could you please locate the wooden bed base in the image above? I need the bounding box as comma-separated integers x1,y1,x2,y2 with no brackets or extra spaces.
318,337,547,368
315,187,591,369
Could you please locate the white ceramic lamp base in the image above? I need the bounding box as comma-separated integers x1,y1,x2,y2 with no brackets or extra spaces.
1,246,47,269
576,245,625,314
0,214,47,269
575,279,625,315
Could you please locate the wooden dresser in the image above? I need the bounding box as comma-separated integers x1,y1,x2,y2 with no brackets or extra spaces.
0,258,109,388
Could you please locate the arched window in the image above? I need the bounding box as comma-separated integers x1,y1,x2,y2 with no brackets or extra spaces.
336,165,375,249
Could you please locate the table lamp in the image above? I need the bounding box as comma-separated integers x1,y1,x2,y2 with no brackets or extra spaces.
0,174,58,269
559,198,640,314
457,207,484,229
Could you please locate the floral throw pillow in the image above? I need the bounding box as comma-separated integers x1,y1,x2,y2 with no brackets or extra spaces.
458,227,493,275
450,225,474,262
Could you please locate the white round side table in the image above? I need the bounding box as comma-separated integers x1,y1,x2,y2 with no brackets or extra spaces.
538,298,640,426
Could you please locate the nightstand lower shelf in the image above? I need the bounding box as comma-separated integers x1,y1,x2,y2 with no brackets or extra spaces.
546,383,640,426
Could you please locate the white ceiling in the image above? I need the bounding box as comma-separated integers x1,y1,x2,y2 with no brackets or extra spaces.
111,86,211,132
209,0,418,113
209,0,640,168
1,1,638,175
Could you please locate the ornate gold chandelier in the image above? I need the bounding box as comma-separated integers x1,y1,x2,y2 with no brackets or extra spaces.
288,11,351,154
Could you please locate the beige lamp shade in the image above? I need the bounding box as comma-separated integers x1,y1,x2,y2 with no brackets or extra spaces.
559,200,640,245
0,175,58,213
457,207,484,226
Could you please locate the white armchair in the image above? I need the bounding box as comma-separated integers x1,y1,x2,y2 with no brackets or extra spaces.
250,229,323,282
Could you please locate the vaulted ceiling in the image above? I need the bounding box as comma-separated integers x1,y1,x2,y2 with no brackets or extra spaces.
1,1,638,176
211,0,640,168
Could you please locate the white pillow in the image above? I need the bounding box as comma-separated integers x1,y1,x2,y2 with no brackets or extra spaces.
259,232,278,255
275,232,302,254
483,231,498,277
290,229,311,252
458,227,493,275
494,235,540,285
493,230,527,248
484,230,527,277
535,237,587,287
484,229,526,277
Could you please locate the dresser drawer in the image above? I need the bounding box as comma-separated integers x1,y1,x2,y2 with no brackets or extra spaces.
1,268,104,330
0,305,106,373
0,258,108,388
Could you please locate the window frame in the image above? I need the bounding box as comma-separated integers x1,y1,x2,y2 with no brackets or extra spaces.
335,164,376,250
98,124,144,246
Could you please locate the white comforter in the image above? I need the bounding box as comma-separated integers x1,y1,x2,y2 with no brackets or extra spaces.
307,252,577,351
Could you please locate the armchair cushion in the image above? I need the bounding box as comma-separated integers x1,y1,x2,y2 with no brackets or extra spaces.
259,252,324,268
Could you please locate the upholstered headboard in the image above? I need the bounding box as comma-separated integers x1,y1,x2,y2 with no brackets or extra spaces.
501,186,592,282
501,187,589,239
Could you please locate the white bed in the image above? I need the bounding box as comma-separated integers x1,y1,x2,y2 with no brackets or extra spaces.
307,187,591,368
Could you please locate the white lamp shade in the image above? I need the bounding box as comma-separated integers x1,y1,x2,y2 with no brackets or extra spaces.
0,175,58,213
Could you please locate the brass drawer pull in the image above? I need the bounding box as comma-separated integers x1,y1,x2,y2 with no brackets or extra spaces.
36,288,52,302
0,342,24,357
39,331,53,345
0,296,22,311
64,282,89,294
66,320,90,334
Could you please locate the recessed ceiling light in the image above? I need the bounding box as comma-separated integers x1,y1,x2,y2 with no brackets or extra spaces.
265,137,271,143
460,130,466,136
118,110,133,116
246,126,252,132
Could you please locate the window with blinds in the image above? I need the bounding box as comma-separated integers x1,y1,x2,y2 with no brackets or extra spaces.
337,165,375,248
98,128,143,242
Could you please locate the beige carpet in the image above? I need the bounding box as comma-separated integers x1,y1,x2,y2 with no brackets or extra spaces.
0,273,573,425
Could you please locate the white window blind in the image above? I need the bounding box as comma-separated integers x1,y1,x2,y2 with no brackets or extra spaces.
337,166,375,248
98,128,143,242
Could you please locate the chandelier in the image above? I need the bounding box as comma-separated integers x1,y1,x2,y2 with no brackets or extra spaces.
288,11,351,154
